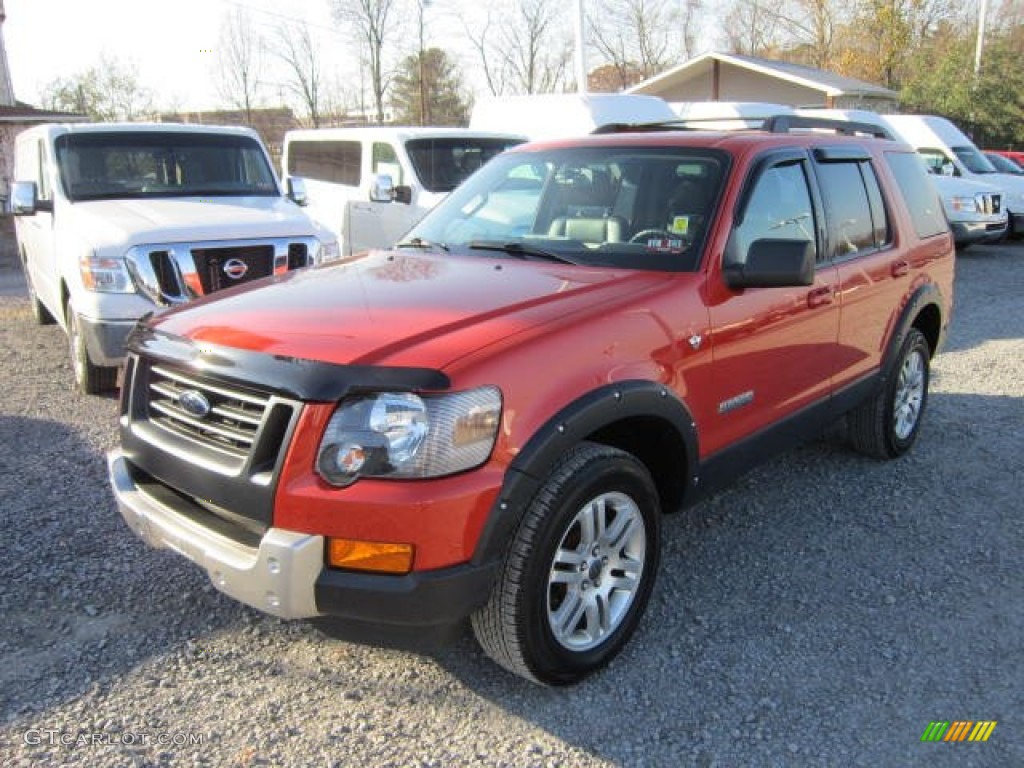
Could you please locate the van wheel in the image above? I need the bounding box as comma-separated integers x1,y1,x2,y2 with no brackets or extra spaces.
848,328,930,459
21,252,55,325
66,301,117,395
472,442,660,685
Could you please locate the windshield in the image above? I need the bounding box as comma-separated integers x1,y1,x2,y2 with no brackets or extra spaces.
985,152,1024,175
405,137,526,193
952,145,998,174
404,145,727,272
55,132,279,201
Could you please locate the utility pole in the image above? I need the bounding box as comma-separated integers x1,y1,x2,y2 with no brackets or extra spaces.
574,0,587,95
418,0,431,125
974,0,989,78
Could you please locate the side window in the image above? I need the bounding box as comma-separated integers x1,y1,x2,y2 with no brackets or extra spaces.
287,140,361,186
372,142,403,185
730,161,817,264
816,160,887,259
884,151,948,239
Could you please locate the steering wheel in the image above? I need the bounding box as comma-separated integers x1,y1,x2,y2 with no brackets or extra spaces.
629,229,673,244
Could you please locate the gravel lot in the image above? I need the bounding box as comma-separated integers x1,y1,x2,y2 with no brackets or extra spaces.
0,233,1020,767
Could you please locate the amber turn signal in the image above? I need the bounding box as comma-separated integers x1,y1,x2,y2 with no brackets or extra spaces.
327,538,414,574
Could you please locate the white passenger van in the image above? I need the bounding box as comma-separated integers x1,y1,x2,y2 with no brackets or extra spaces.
881,114,1024,237
282,126,525,255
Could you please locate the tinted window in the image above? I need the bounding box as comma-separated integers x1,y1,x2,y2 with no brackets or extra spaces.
405,137,525,193
816,160,889,259
885,151,948,239
55,132,278,201
730,161,817,264
952,145,997,174
287,140,361,186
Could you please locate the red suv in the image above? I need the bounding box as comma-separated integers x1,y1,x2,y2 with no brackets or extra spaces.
109,117,954,685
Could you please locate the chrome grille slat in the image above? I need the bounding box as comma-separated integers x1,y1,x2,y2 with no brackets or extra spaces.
146,365,272,462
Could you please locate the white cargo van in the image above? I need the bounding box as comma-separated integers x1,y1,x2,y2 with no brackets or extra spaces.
882,114,1023,238
797,109,1009,247
281,126,525,256
469,93,677,140
11,122,338,394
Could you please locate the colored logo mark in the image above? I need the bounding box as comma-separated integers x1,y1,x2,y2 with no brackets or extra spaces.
921,721,997,742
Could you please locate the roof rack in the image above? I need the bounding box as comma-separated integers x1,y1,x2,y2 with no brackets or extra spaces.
592,114,893,140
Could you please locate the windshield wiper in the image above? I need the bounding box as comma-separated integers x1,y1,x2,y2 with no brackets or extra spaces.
395,237,449,252
467,240,579,265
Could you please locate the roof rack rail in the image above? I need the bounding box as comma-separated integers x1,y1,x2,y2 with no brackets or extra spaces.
592,114,894,140
762,115,893,139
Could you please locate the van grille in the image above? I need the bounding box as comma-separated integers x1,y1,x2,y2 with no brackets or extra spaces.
192,245,275,293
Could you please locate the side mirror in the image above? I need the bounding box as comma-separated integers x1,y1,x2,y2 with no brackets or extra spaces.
941,162,955,177
370,174,394,203
723,239,815,289
286,177,307,206
11,181,40,215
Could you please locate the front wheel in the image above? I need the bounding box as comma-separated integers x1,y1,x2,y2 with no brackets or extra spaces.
66,301,118,395
472,442,661,685
848,328,930,459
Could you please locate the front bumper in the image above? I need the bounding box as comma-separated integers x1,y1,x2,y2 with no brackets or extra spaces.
107,449,497,628
78,316,138,367
950,219,1008,246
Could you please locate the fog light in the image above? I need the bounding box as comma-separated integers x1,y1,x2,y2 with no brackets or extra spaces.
327,538,414,574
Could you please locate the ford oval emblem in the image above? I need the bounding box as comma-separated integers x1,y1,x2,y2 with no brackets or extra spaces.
223,258,249,280
178,389,211,419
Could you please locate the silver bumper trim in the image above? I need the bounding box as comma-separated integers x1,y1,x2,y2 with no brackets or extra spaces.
107,449,323,619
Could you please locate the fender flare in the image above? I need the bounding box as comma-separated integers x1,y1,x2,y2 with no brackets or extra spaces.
471,380,699,566
880,281,947,382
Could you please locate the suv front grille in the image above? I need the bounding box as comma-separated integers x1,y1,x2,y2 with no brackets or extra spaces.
147,365,272,462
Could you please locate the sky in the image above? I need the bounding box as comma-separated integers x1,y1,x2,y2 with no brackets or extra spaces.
4,0,390,112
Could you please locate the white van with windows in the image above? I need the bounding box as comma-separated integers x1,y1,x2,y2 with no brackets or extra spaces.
281,126,525,256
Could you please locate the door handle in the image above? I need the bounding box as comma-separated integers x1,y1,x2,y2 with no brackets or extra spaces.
807,286,834,308
891,259,910,277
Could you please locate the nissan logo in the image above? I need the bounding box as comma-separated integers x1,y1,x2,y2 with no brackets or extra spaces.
178,389,212,419
222,258,249,280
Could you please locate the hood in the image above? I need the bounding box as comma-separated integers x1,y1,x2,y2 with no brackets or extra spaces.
67,196,317,252
149,251,665,372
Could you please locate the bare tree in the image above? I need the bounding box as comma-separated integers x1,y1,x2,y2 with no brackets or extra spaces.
331,0,401,123
217,8,264,126
721,0,790,57
464,0,572,96
42,54,153,121
273,21,323,127
588,0,703,89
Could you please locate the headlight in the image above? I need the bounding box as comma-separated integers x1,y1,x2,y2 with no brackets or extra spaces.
79,252,134,293
945,195,979,214
317,387,502,487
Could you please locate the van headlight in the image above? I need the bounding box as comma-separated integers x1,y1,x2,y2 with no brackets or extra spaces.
316,387,502,486
79,251,134,293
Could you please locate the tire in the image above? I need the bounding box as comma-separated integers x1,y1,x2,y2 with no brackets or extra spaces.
66,301,118,395
472,441,661,685
848,328,930,459
21,252,55,325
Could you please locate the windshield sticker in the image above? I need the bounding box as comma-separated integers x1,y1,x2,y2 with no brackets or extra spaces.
643,237,687,253
669,216,690,236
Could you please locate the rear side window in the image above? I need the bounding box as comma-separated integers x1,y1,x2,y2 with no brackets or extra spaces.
885,151,948,239
815,160,890,259
287,140,361,186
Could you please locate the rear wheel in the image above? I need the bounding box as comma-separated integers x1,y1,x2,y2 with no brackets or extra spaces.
849,328,930,459
472,442,660,685
66,300,117,395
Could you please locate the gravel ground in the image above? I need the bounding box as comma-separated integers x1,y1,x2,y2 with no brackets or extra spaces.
0,233,1021,767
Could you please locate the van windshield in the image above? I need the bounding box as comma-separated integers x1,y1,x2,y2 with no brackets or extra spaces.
403,145,727,272
952,145,998,174
405,137,525,193
55,132,279,201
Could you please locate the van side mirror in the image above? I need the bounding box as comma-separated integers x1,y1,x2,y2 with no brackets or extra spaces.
723,239,815,289
286,177,308,206
11,181,44,215
370,174,394,203
393,185,412,205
